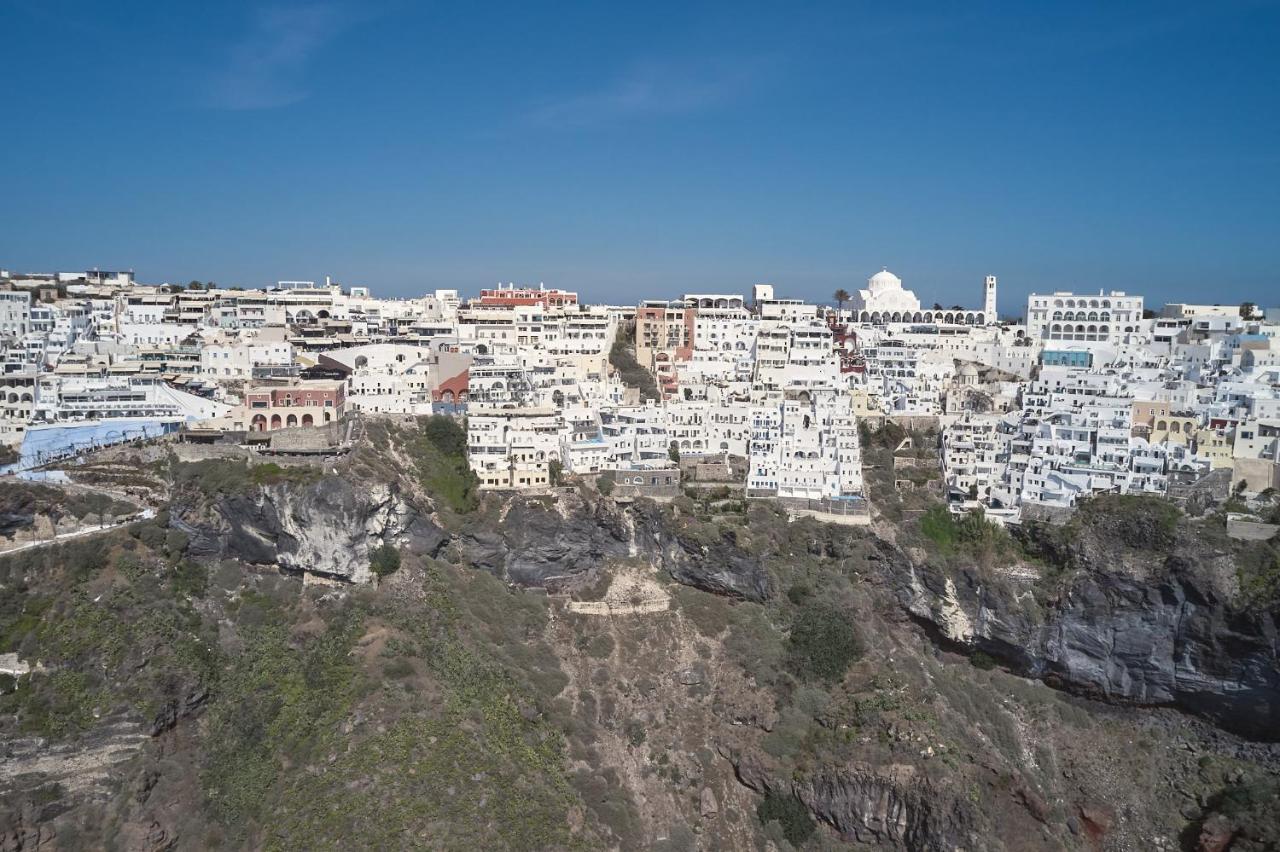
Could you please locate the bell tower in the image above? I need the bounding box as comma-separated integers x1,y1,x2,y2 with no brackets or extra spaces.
983,275,997,320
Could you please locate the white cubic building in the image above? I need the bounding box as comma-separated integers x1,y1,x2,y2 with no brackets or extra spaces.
1026,291,1144,345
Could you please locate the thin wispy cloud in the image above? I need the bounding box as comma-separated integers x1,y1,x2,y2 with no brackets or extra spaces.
207,3,350,110
527,59,767,129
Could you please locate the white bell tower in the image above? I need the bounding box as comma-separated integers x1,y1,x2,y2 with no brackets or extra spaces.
983,275,997,320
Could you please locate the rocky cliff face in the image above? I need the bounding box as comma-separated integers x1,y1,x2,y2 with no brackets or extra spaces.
173,476,447,582
456,493,772,601
884,535,1280,740
458,492,632,590
733,753,984,849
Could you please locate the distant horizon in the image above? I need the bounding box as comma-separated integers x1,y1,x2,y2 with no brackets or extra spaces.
2,2,1277,314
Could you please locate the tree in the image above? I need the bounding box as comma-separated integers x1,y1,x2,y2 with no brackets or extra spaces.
668,441,681,463
186,280,203,290
1240,302,1257,320
832,288,850,317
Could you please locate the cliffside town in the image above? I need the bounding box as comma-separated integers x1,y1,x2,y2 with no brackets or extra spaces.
1,267,1279,850
4,268,1278,525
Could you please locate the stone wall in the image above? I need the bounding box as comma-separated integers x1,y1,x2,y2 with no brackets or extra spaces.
1225,514,1280,541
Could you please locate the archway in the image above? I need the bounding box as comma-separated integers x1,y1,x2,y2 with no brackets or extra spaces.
270,414,282,429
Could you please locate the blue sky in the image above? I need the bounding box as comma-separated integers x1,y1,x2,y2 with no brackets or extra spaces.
1,1,1278,313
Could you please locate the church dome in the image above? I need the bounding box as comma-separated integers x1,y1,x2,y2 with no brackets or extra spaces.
868,268,902,293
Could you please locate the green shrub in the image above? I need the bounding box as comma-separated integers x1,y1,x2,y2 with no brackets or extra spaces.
172,459,252,495
788,603,862,682
756,790,816,846
421,415,467,459
383,658,415,679
173,560,210,599
786,583,812,605
920,505,1016,566
402,417,479,513
970,651,997,670
675,586,730,637
369,544,402,578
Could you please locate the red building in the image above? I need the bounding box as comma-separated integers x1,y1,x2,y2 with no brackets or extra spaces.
243,379,345,431
477,285,578,309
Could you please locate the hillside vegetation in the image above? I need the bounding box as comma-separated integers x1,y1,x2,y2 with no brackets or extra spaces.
0,420,1276,851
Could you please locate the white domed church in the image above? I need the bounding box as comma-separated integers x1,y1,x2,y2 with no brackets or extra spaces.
850,268,920,318
846,268,991,325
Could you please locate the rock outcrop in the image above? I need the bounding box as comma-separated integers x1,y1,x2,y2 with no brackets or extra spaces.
458,492,632,590
630,501,773,601
173,477,447,582
456,494,772,601
732,753,984,849
883,537,1280,740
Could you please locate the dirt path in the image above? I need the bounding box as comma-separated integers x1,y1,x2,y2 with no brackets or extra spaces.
567,565,671,615
0,508,154,555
